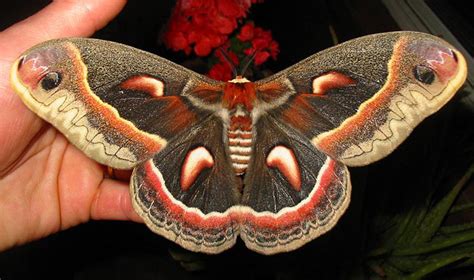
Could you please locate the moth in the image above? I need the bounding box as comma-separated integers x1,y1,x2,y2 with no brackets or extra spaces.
10,31,467,255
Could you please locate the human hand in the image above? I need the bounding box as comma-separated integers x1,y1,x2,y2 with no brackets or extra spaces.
0,0,142,252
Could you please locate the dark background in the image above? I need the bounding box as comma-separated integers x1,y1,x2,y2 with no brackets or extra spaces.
0,1,472,279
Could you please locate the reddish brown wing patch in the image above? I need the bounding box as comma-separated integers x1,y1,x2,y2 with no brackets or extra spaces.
189,83,224,103
156,96,199,135
256,80,291,102
280,94,322,133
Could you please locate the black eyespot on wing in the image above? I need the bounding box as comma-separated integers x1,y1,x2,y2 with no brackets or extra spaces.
413,65,435,84
41,72,62,91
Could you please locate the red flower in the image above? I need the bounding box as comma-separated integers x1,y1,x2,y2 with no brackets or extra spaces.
208,62,233,81
164,0,279,78
237,22,254,41
254,51,270,65
163,0,253,57
241,25,279,65
269,40,279,59
217,0,248,18
194,37,213,56
215,48,239,66
213,14,236,35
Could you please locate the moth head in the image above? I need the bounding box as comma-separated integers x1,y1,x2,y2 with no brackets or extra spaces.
11,41,76,106
406,38,465,94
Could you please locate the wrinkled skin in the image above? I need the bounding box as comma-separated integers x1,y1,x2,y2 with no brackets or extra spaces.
0,0,142,252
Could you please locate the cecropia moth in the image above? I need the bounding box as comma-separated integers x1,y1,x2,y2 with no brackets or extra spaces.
10,31,467,255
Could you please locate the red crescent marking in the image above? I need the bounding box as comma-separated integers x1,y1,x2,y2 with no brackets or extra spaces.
180,147,214,191
266,146,301,191
316,38,407,153
66,44,163,154
120,75,164,98
312,71,356,95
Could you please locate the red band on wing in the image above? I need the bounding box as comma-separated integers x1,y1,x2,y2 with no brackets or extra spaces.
315,38,407,154
240,158,337,229
145,160,234,229
145,157,340,229
67,44,165,154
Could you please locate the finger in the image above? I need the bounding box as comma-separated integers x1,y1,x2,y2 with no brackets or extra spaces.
90,179,143,223
0,0,127,59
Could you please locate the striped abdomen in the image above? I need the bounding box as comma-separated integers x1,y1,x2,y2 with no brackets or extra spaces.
228,113,253,175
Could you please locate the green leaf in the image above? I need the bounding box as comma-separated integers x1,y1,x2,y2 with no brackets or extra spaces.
383,262,405,279
405,254,469,280
438,221,474,234
411,165,473,243
387,241,474,272
392,229,474,256
449,202,474,214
